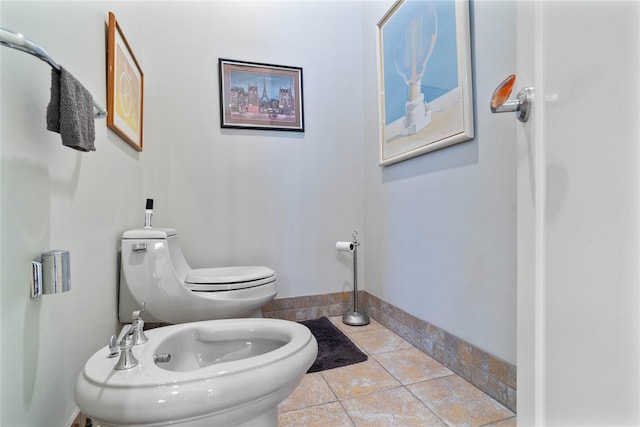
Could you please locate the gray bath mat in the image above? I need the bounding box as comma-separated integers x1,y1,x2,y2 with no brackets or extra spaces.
300,317,368,373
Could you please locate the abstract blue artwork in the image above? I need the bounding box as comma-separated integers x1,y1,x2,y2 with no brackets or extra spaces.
377,0,474,166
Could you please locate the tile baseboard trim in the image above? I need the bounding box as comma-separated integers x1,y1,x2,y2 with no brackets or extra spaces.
261,291,354,321
262,290,516,413
361,292,516,412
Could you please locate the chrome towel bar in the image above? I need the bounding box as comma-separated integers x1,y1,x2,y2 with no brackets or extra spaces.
0,27,107,119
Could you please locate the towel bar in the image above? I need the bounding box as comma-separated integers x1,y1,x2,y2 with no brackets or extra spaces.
0,27,107,119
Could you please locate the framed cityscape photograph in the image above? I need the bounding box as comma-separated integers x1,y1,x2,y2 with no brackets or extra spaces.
377,0,474,166
218,59,304,132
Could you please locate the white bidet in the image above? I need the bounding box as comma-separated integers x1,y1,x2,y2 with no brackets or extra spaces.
75,318,318,426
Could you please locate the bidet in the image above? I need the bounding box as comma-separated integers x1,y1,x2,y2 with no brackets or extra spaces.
75,318,318,427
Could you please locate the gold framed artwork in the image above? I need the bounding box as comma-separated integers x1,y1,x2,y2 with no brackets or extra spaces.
377,0,474,166
107,12,144,151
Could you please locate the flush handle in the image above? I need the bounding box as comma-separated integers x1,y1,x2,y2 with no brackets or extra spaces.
490,74,533,122
132,243,147,253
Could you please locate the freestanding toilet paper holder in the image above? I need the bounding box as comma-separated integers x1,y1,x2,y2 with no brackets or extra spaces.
342,231,370,326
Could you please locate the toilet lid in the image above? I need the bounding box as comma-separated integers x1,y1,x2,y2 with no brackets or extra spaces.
122,228,177,239
185,266,276,291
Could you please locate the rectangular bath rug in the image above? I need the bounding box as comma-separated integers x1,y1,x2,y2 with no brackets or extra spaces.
300,316,368,373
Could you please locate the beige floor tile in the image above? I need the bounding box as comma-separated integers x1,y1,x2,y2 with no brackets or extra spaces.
408,375,515,427
342,386,447,427
373,347,453,385
330,316,385,335
279,372,337,413
322,359,400,399
485,417,518,427
348,328,413,355
278,401,355,427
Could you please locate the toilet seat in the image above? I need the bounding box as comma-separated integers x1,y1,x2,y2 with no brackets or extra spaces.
185,266,276,291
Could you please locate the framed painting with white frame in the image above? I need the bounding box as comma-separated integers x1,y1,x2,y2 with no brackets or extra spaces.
377,0,474,166
218,58,304,132
107,11,144,151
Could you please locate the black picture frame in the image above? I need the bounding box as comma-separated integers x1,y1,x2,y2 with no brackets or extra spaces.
218,58,304,132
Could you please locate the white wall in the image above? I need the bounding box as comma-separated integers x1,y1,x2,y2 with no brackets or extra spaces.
361,0,517,364
517,2,640,424
140,1,365,298
0,2,147,425
537,2,640,424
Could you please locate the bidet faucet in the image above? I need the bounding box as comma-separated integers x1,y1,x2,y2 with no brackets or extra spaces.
114,324,138,370
109,304,148,370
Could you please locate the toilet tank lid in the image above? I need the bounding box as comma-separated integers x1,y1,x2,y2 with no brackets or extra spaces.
122,228,177,239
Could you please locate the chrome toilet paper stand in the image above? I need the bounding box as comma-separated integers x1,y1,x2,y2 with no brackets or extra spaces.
342,231,370,326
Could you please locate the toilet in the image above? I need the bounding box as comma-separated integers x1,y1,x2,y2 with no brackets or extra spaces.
119,228,277,324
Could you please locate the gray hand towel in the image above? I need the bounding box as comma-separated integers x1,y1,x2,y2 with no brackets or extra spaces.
46,67,96,152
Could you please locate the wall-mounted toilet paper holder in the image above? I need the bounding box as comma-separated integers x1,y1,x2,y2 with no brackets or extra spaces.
31,250,71,298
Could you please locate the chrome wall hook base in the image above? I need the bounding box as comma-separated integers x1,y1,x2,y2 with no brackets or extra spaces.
490,74,533,122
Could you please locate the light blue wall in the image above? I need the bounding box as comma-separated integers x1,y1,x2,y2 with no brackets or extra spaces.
362,0,517,364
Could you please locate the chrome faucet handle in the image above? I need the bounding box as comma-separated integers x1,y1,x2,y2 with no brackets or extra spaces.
115,323,133,344
114,325,138,370
108,335,119,358
116,324,134,347
132,302,146,319
131,305,148,346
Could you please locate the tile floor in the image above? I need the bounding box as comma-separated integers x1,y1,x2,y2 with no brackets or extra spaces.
278,317,516,427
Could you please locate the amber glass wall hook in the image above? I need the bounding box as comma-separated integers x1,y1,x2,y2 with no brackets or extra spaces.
491,74,516,110
490,74,533,122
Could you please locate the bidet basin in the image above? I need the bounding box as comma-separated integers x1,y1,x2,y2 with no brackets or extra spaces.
154,326,288,372
75,318,317,427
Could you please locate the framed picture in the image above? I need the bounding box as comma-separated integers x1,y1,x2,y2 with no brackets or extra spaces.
377,0,474,166
107,12,144,151
219,59,304,132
